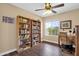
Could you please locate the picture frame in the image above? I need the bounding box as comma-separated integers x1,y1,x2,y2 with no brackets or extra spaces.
60,20,72,29
2,16,14,24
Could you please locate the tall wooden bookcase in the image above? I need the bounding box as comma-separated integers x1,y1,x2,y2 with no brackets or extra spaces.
16,16,41,49
16,16,32,49
31,20,41,46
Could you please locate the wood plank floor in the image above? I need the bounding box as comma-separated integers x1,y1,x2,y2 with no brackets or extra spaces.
4,42,73,56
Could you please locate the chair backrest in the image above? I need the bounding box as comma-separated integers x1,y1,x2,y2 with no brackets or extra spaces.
59,32,67,45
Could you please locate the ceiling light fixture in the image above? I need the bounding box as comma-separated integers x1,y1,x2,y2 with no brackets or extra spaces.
43,10,52,15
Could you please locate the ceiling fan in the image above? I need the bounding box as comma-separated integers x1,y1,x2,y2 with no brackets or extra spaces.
35,3,64,13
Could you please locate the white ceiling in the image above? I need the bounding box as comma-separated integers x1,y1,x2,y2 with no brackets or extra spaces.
10,3,79,17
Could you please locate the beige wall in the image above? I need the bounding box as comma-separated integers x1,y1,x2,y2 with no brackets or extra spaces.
0,3,42,54
42,9,79,43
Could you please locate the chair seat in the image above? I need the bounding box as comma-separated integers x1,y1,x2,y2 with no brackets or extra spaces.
61,44,75,53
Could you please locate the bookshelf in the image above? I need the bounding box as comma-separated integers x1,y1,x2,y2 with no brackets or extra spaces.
31,20,41,46
17,16,31,49
16,16,41,49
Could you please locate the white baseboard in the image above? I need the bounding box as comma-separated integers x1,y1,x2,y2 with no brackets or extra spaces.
0,48,17,56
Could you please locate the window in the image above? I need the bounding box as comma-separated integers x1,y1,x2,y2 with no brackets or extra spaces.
45,20,60,35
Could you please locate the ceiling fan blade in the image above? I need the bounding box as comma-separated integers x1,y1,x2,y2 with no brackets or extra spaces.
52,3,64,8
51,10,57,13
35,9,45,11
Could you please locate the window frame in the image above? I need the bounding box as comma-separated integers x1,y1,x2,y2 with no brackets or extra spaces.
44,20,60,36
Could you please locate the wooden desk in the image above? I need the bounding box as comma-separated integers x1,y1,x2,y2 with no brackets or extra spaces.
59,25,79,56
58,32,75,46
58,33,76,55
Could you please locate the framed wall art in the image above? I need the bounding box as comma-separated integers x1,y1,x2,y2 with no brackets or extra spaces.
2,16,14,24
60,20,72,29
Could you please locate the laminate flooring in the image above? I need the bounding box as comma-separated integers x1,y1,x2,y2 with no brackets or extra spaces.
4,42,73,56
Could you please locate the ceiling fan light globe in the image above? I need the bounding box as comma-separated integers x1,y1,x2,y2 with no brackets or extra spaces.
43,10,52,15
